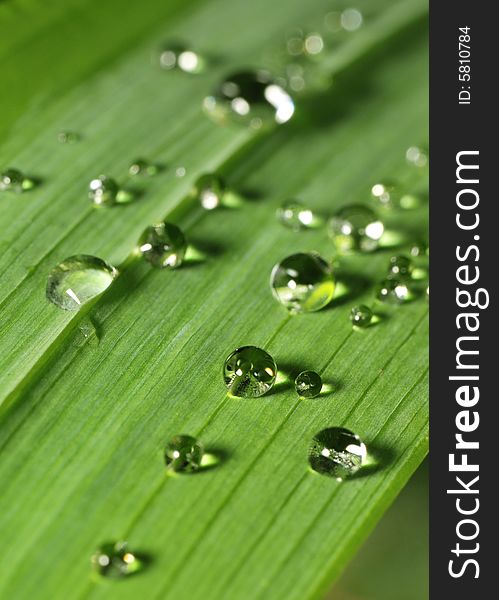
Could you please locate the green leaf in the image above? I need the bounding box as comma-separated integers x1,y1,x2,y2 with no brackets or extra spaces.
0,0,428,598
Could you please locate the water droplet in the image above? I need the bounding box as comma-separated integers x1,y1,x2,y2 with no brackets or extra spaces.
409,242,428,258
295,371,322,398
46,255,118,310
388,255,412,279
138,221,187,268
129,158,160,177
89,176,119,206
276,200,318,231
0,168,35,193
328,205,384,253
75,317,100,347
192,173,226,210
91,541,143,578
159,44,204,73
57,131,80,144
223,346,277,397
270,252,335,313
203,70,295,128
406,146,428,168
371,182,397,208
175,166,186,178
377,278,410,304
350,305,373,328
309,427,366,480
341,8,363,32
164,434,204,472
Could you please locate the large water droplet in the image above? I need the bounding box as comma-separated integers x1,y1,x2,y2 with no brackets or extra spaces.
46,255,118,310
138,221,187,268
295,371,322,398
91,541,143,578
270,252,335,313
203,71,294,128
164,435,204,473
309,427,366,480
328,205,384,253
223,346,277,398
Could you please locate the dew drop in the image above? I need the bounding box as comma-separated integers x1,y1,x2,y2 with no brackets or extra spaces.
309,427,366,480
388,255,413,279
276,200,318,231
138,221,187,268
203,70,295,128
192,173,226,210
0,168,35,193
89,175,119,206
175,166,186,178
159,43,204,74
75,317,100,347
91,541,143,578
377,278,410,304
270,252,335,313
406,145,428,168
350,304,373,328
223,346,277,398
57,131,81,144
164,434,204,473
295,371,322,398
46,255,118,311
129,158,160,177
328,205,384,253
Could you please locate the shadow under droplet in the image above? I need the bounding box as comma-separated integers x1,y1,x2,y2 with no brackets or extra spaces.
200,446,230,472
318,380,340,396
326,273,371,309
350,443,397,480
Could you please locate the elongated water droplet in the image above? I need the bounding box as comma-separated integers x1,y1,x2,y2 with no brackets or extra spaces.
276,200,318,231
309,427,366,480
165,435,204,472
91,541,143,578
203,70,294,129
328,205,384,253
0,168,35,193
270,252,335,313
159,43,204,73
223,346,277,398
46,255,118,310
295,371,322,398
138,221,187,268
350,304,373,328
192,174,226,210
129,158,160,177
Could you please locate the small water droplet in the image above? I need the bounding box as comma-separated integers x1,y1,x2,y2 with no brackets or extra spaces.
328,205,384,253
159,43,204,73
388,255,412,279
341,8,363,32
89,176,119,206
57,131,81,144
164,434,204,472
129,158,160,177
75,317,100,347
0,168,35,193
223,346,277,397
192,173,226,210
406,146,428,168
409,242,428,258
350,305,373,328
309,427,367,480
175,166,186,178
377,278,410,304
203,70,295,128
295,371,322,398
91,541,143,578
138,221,187,268
270,252,335,313
276,200,319,231
46,255,118,310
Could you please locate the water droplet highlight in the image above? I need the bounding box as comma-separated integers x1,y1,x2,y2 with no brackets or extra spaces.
350,305,373,328
276,200,318,231
270,252,335,313
138,221,187,268
0,168,35,193
46,255,118,310
309,427,366,480
159,44,204,73
192,174,226,210
328,205,384,253
164,435,204,472
223,346,277,398
295,371,322,398
89,176,119,206
203,71,294,128
91,541,143,578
